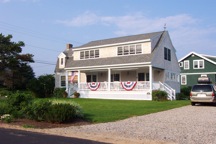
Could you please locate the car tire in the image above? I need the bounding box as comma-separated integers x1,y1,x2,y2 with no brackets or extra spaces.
191,102,195,106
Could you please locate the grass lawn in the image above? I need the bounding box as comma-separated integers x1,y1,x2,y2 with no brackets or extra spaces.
50,98,190,123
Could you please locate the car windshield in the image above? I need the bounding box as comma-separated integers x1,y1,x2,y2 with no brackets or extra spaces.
192,85,213,92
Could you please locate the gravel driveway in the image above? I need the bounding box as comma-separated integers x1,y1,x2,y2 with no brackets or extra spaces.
2,105,216,144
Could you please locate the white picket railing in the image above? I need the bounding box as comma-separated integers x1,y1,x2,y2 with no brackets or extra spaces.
158,81,176,100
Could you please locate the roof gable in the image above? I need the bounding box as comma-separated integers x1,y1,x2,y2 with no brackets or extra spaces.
178,52,216,66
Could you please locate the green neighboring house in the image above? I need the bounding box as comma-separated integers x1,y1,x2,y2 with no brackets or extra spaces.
178,52,216,87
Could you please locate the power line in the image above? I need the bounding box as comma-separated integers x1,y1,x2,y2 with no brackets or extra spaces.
0,20,84,45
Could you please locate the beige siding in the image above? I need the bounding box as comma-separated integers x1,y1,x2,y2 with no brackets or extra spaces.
142,42,151,54
98,72,108,82
74,51,80,60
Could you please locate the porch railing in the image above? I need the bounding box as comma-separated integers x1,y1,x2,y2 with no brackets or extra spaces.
158,81,176,100
75,81,150,91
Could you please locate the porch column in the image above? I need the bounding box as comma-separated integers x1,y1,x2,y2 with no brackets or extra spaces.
149,65,152,97
108,68,111,91
78,70,80,89
65,71,69,96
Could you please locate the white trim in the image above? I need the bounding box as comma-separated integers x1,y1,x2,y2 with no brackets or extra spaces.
193,59,204,69
181,75,187,85
184,60,190,70
178,51,216,66
180,72,216,75
73,39,151,51
65,62,151,70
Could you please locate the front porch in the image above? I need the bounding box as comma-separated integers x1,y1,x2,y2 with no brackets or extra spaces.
66,65,176,100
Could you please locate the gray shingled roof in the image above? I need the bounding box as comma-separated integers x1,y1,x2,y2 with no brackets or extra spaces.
75,31,163,48
65,54,152,69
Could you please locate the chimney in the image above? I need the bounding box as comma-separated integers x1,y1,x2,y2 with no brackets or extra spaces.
66,43,73,50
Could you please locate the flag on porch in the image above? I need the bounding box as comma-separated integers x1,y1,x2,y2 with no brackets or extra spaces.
70,71,77,83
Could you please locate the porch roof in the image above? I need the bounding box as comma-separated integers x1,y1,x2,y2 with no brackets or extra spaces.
65,54,152,69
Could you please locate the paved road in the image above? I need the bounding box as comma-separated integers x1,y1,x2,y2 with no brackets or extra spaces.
0,128,108,144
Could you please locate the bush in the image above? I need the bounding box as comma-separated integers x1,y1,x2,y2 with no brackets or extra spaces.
7,91,33,118
45,103,76,123
0,100,10,115
53,88,67,98
0,114,14,123
152,90,168,101
176,86,191,100
26,100,52,121
0,88,12,97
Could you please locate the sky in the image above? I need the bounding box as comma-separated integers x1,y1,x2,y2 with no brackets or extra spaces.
0,0,216,76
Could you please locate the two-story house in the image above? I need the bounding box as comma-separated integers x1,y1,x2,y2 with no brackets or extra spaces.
178,52,216,87
55,31,180,100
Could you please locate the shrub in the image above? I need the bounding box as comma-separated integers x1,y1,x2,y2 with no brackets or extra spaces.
45,103,76,123
53,88,67,98
176,86,191,100
0,88,12,97
0,100,10,115
152,90,168,101
26,100,52,121
7,91,33,118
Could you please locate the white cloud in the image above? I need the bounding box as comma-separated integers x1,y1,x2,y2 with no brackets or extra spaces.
58,11,216,57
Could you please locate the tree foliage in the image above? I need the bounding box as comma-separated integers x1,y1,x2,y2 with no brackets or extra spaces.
27,74,55,98
0,33,35,89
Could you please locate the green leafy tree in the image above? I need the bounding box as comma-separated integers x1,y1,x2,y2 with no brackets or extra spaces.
27,74,55,98
0,33,35,89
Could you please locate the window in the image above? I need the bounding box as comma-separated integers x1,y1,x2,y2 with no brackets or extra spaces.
80,49,99,59
111,74,120,82
117,44,142,56
179,62,183,67
146,73,149,81
60,58,64,65
95,50,99,58
118,47,123,55
130,45,135,54
181,75,187,85
61,76,66,87
164,47,171,61
193,60,204,69
123,46,129,55
90,50,94,58
184,60,189,69
80,51,84,59
138,73,145,81
136,44,142,54
87,74,97,82
85,51,89,59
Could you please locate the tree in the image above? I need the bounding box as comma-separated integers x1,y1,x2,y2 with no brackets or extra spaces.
0,33,35,89
27,74,55,98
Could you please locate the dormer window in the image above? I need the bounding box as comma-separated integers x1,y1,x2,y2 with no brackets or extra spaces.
80,49,100,60
60,58,64,65
117,44,142,56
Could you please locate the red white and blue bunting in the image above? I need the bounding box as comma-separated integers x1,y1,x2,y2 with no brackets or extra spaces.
87,82,100,91
121,81,137,91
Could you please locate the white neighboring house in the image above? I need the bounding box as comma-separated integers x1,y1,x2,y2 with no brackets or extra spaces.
55,31,180,100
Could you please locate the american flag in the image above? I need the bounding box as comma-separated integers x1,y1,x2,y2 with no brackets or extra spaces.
70,71,77,83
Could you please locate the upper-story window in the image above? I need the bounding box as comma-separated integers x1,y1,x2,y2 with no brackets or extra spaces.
193,60,204,69
164,47,171,61
184,60,190,69
60,58,64,65
117,44,142,56
179,62,183,67
80,49,99,60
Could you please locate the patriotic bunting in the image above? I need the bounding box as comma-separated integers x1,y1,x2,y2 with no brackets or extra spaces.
121,81,137,91
87,82,100,91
